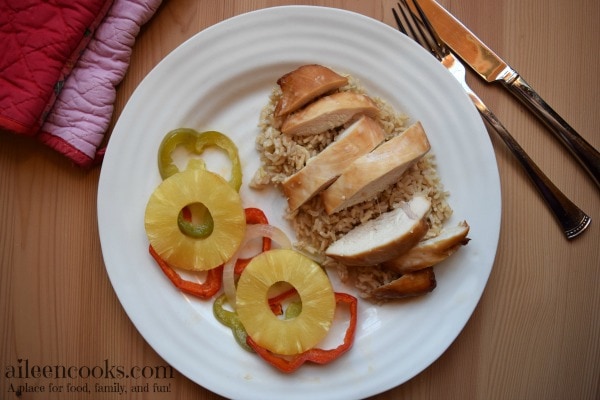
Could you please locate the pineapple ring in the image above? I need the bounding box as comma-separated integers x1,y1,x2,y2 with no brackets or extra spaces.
236,249,336,355
144,168,246,271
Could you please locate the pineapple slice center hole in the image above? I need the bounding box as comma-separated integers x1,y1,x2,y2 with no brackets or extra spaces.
178,202,214,238
267,281,302,320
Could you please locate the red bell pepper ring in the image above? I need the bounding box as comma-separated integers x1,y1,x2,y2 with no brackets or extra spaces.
247,292,358,373
149,245,223,299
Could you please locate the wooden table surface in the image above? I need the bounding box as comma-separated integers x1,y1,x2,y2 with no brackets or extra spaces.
1,0,598,399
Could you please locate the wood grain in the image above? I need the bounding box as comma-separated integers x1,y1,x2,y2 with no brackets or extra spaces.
1,0,598,399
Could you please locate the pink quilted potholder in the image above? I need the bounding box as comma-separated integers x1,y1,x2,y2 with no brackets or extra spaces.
39,0,163,167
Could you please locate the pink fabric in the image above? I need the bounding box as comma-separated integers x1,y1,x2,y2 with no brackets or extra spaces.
38,0,163,167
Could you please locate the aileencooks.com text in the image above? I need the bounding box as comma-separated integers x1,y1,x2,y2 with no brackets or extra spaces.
4,359,175,380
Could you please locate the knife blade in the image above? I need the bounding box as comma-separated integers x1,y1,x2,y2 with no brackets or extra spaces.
419,0,600,189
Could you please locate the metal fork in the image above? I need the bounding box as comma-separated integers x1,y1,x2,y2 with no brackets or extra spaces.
392,0,591,240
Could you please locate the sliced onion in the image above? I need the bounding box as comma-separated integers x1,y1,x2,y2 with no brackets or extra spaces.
223,224,292,309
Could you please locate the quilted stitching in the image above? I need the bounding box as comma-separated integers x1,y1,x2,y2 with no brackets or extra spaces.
0,0,114,136
38,0,163,167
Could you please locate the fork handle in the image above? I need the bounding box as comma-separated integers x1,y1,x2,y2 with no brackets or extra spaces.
503,75,600,189
466,91,591,239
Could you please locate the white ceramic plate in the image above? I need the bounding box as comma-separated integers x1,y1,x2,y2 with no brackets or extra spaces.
98,6,501,400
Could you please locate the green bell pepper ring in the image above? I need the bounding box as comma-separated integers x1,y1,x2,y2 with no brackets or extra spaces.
213,294,253,352
157,128,243,191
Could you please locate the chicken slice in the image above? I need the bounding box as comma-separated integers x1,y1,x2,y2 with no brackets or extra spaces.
275,64,349,117
321,121,430,215
382,221,470,273
325,196,431,266
280,92,379,136
282,116,385,211
372,268,437,300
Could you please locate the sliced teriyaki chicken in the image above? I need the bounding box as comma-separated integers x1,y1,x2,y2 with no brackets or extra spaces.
321,121,430,215
372,268,437,300
282,116,385,211
275,64,349,117
280,92,379,136
325,196,431,266
382,221,470,274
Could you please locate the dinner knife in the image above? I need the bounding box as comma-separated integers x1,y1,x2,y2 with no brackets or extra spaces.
419,0,600,189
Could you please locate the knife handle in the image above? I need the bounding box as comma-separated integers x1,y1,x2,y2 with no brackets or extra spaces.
504,75,600,189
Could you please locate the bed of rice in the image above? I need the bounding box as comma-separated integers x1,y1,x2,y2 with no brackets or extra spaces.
250,74,452,300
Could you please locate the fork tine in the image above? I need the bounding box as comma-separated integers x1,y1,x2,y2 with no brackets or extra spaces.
391,7,407,35
395,1,422,43
394,0,443,60
411,0,447,55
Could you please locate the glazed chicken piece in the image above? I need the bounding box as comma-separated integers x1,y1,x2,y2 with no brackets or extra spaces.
275,64,349,116
282,116,385,211
321,121,430,215
280,92,380,136
382,221,470,273
372,268,437,300
325,196,431,266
